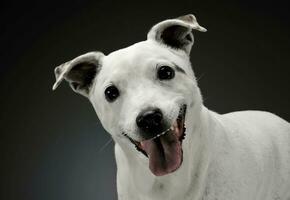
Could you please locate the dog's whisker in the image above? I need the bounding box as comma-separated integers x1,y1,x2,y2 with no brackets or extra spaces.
97,138,113,153
196,72,205,82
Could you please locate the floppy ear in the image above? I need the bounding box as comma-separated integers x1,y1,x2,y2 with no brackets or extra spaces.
52,51,104,97
147,14,206,55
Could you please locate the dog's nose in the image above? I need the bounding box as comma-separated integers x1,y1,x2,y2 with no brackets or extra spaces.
136,108,163,133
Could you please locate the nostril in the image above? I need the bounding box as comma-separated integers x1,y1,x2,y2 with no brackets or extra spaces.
136,116,147,129
136,109,163,131
152,112,162,126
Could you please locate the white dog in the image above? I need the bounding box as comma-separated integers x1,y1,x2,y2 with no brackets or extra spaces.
53,14,290,200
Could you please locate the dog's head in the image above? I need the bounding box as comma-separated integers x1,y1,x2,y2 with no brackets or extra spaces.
53,14,206,176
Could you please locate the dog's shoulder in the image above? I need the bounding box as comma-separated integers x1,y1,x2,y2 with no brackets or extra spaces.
206,110,290,200
222,110,289,131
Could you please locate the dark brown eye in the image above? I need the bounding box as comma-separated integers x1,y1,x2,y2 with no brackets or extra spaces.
157,66,175,80
105,85,119,102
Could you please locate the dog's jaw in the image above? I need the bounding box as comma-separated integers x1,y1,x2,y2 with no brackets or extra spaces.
122,105,187,176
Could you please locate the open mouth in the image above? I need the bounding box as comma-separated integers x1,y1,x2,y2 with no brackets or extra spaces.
123,105,187,176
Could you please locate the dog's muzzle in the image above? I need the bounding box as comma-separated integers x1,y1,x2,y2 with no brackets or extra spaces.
122,105,187,176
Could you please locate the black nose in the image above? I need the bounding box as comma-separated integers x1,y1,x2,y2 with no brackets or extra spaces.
136,108,164,134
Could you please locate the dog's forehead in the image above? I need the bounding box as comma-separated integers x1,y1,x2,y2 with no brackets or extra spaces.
104,41,184,71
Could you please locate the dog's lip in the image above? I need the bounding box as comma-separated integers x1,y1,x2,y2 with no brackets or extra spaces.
122,104,187,157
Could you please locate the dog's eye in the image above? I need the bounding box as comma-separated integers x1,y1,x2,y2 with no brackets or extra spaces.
157,66,175,80
105,85,119,102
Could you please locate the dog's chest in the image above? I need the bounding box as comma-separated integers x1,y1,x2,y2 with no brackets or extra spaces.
117,170,195,200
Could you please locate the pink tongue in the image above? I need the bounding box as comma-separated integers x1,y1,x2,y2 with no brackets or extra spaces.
140,130,182,176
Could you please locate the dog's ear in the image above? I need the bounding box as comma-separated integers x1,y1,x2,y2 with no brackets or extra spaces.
147,14,206,55
52,51,104,97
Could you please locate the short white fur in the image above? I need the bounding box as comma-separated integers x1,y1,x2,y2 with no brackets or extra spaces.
53,14,290,200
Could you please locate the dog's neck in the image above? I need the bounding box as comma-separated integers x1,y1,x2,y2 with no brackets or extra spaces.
115,105,215,200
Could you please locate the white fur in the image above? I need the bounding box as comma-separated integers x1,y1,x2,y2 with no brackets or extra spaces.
53,14,290,200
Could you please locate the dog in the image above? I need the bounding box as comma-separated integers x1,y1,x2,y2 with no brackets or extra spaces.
53,14,290,200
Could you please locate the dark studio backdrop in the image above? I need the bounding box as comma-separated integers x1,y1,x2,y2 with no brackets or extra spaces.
1,0,289,200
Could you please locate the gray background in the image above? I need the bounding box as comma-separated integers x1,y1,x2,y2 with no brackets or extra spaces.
1,0,289,200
